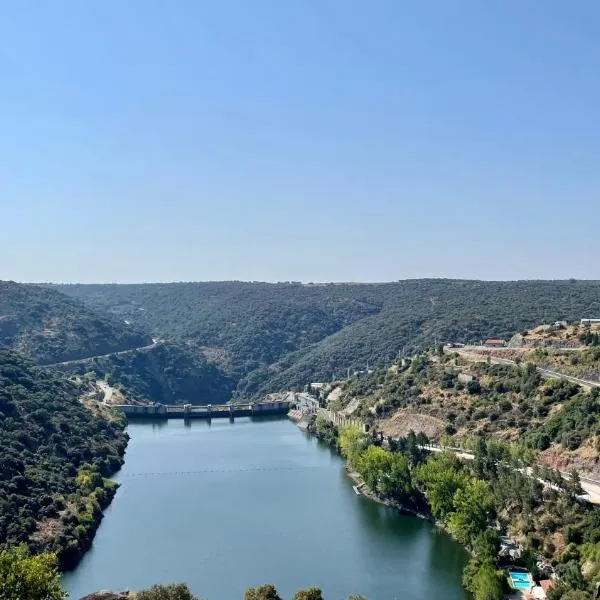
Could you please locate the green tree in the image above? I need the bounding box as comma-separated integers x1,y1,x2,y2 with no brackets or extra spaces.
379,452,413,502
338,425,367,467
568,469,584,497
415,453,469,520
244,584,283,600
561,591,592,600
473,530,501,563
0,545,66,600
293,588,324,600
470,565,504,600
556,561,588,592
136,583,200,600
356,446,392,490
448,479,495,545
467,380,482,395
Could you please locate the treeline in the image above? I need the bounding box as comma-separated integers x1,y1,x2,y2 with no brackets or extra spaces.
0,351,128,570
312,420,600,600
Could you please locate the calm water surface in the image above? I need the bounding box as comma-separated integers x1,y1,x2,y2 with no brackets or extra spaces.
63,417,468,600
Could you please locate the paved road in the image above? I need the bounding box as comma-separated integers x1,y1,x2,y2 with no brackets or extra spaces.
454,348,600,390
46,341,162,367
578,476,600,504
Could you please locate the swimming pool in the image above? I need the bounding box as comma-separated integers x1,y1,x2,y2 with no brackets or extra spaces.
509,571,533,590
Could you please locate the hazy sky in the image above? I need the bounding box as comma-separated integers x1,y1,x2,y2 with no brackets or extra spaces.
1,1,598,283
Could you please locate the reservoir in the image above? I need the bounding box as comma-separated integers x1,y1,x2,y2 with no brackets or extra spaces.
63,417,468,600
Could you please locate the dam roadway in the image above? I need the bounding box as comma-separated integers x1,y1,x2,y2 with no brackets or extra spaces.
115,399,291,419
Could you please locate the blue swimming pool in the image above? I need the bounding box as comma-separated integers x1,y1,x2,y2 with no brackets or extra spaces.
509,571,533,589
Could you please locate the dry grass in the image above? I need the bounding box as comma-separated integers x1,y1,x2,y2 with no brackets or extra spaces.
378,410,445,439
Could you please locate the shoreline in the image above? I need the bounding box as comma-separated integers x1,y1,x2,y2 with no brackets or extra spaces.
294,414,469,555
290,413,438,523
344,466,432,521
59,419,129,572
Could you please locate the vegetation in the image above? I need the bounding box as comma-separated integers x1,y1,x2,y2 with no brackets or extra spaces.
0,557,359,600
244,584,283,600
62,342,235,406
0,350,128,570
310,414,600,600
328,352,600,476
311,412,339,446
53,280,600,396
135,583,200,600
0,546,65,600
524,346,600,385
0,281,150,365
528,387,600,452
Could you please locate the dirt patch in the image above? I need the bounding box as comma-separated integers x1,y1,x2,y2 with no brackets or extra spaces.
31,516,62,544
378,410,445,439
539,441,600,477
199,345,232,369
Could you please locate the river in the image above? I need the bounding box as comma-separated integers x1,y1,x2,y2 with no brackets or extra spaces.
63,417,468,600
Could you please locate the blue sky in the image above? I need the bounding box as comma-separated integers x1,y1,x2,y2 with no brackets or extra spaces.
1,1,598,283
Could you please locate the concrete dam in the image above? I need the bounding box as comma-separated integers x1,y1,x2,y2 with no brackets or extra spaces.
115,400,291,420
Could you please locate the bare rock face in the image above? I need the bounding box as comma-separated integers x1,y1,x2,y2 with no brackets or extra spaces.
79,592,131,600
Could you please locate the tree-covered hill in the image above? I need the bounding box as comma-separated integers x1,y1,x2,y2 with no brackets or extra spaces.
52,282,385,375
54,280,600,396
245,280,600,393
0,281,151,365
0,350,128,569
58,342,235,405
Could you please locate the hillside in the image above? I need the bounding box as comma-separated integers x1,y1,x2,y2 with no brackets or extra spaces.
53,280,600,398
0,281,151,365
312,358,600,600
0,350,128,569
325,345,600,476
57,342,235,405
52,282,385,375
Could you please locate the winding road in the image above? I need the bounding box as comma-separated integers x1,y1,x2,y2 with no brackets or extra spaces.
46,340,163,368
454,347,600,389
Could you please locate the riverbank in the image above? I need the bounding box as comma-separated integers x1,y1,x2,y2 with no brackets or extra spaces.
44,404,130,571
287,409,311,430
297,414,446,524
57,438,128,571
344,466,431,520
300,415,513,598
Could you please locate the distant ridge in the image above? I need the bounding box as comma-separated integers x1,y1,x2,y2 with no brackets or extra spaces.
52,280,600,397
